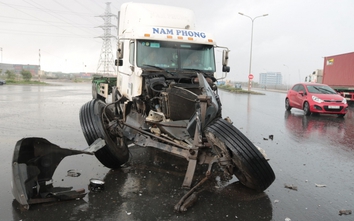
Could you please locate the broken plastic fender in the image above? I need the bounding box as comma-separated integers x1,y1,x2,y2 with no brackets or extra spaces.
11,137,105,209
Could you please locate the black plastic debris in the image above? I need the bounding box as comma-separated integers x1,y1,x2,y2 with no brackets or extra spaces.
12,137,105,209
339,210,352,216
284,183,298,191
67,169,81,177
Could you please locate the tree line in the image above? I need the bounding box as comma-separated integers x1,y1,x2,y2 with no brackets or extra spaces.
0,69,32,82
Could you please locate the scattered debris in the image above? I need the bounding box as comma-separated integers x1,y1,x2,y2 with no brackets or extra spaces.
263,135,274,141
174,176,209,212
285,217,291,221
180,193,198,212
284,184,298,191
274,199,280,204
224,117,233,124
256,146,269,161
89,179,105,192
315,183,326,188
67,169,81,177
120,166,131,173
339,210,352,216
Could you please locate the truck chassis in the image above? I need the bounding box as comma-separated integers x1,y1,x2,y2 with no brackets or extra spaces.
80,73,275,211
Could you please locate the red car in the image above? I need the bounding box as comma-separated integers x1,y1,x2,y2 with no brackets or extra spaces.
285,83,348,117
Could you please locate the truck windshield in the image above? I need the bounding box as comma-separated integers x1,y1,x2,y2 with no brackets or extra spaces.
136,40,215,72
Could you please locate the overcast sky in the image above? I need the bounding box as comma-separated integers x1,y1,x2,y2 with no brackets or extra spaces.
1,0,354,84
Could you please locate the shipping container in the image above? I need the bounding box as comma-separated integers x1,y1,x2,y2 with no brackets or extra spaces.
322,52,354,101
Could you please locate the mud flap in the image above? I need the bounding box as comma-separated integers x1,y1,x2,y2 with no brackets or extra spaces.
12,137,105,209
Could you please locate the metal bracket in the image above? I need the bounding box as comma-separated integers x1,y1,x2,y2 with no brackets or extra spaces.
182,101,205,188
133,134,190,160
83,138,106,153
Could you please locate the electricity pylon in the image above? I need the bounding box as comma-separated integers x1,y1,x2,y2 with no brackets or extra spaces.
96,2,117,75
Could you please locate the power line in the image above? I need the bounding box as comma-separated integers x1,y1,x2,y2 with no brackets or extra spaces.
0,2,98,18
89,0,105,10
0,28,97,38
51,0,98,24
0,1,91,39
0,17,96,28
73,0,99,15
23,0,97,36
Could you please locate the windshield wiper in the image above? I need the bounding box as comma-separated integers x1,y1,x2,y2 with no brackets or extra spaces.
180,69,216,81
141,64,173,73
141,64,166,71
182,68,205,73
141,65,177,77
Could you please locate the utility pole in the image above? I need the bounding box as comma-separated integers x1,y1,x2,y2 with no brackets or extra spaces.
96,2,117,76
38,49,41,81
238,13,268,91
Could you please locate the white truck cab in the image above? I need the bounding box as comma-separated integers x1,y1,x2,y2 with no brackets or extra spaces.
115,2,229,100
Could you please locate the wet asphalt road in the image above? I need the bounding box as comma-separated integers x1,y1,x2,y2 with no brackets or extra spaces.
1,82,354,221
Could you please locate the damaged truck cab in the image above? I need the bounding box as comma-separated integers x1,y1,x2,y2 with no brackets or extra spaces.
81,2,275,212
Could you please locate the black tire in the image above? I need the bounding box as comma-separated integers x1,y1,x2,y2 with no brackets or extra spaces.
204,118,275,192
303,102,311,116
285,98,292,111
79,99,129,168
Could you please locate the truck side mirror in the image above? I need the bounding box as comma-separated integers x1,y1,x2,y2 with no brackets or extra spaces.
222,50,229,66
222,65,230,73
115,59,123,66
117,42,124,59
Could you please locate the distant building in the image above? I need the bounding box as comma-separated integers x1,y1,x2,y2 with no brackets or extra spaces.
0,63,40,76
1,62,95,80
216,80,225,85
259,72,282,87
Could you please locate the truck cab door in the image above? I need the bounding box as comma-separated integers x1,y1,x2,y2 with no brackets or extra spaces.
117,40,140,99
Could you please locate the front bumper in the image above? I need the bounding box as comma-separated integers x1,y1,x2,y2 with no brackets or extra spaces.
310,103,348,114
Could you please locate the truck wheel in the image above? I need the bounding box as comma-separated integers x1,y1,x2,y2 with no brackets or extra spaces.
303,102,311,116
204,118,275,192
285,98,292,111
79,99,129,168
